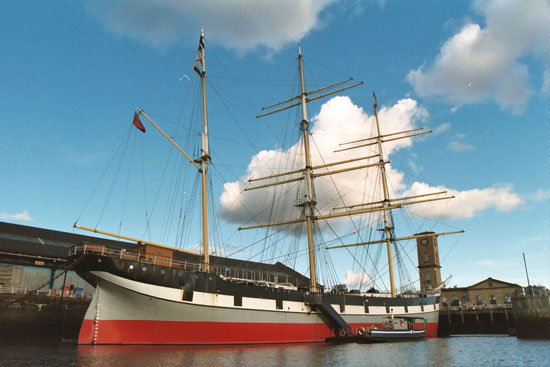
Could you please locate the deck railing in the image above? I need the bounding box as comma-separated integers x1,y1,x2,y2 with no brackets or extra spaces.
69,243,297,289
442,303,513,311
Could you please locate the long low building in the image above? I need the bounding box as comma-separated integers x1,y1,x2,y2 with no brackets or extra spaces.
0,221,313,296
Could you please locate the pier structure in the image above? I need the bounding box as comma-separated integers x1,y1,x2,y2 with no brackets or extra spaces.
438,278,521,335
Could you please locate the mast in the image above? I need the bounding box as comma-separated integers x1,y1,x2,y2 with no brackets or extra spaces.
372,92,397,298
75,31,212,270
245,47,363,292
523,252,531,290
298,46,318,292
197,28,211,270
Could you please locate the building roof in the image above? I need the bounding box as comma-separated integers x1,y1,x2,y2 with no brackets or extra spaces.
0,221,132,258
0,221,313,287
442,277,521,293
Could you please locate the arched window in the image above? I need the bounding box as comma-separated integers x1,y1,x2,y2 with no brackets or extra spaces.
442,297,448,306
476,295,483,305
490,295,497,305
426,271,431,283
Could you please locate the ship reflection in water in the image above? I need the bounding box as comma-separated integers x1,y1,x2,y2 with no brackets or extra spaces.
2,337,549,367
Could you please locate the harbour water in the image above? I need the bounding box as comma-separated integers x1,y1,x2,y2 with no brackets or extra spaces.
1,336,549,367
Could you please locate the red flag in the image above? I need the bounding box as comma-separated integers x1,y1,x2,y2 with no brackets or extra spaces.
132,112,146,133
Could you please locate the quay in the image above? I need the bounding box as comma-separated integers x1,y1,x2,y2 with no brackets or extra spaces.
438,304,514,335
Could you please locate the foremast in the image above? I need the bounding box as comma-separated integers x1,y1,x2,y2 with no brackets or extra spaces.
327,92,463,297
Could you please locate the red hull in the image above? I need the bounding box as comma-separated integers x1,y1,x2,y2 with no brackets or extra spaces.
79,319,438,345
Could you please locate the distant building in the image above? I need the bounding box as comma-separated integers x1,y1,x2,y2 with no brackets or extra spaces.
441,277,521,308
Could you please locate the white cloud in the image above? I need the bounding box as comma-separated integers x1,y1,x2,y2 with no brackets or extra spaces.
449,140,475,152
219,96,426,229
86,0,336,53
404,182,523,220
343,269,374,290
448,133,474,152
433,122,451,135
407,0,550,112
219,96,522,229
535,189,550,202
0,210,33,222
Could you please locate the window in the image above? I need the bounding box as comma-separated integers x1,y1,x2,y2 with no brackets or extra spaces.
450,296,459,306
476,296,483,305
504,294,512,304
490,295,497,305
424,252,429,263
426,271,431,283
234,295,242,307
441,298,448,306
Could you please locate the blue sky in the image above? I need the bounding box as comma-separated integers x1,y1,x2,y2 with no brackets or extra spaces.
1,0,549,290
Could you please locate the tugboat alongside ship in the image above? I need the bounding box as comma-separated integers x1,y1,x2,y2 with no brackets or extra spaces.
66,30,462,345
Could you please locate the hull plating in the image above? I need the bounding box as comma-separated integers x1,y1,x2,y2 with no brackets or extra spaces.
79,271,439,345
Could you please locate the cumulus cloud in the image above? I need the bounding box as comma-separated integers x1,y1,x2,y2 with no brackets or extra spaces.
0,210,33,222
219,96,426,229
219,96,522,230
433,122,451,135
343,270,374,289
85,0,336,52
403,182,522,220
407,0,550,112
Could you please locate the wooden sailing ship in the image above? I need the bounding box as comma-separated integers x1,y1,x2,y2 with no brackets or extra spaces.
69,30,461,344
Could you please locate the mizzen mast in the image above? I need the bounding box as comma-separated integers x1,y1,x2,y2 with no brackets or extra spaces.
195,28,211,270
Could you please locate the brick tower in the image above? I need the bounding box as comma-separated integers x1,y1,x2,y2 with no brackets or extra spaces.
416,232,442,294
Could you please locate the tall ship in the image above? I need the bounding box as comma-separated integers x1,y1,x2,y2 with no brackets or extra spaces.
69,30,461,344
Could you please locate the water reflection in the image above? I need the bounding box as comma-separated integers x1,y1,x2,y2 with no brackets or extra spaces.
76,343,337,367
2,336,549,367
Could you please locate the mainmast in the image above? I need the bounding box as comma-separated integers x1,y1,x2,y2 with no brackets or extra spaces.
297,46,318,292
372,92,397,297
241,47,364,292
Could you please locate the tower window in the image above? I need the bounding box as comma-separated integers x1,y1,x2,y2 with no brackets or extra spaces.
426,271,431,283
424,252,429,263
